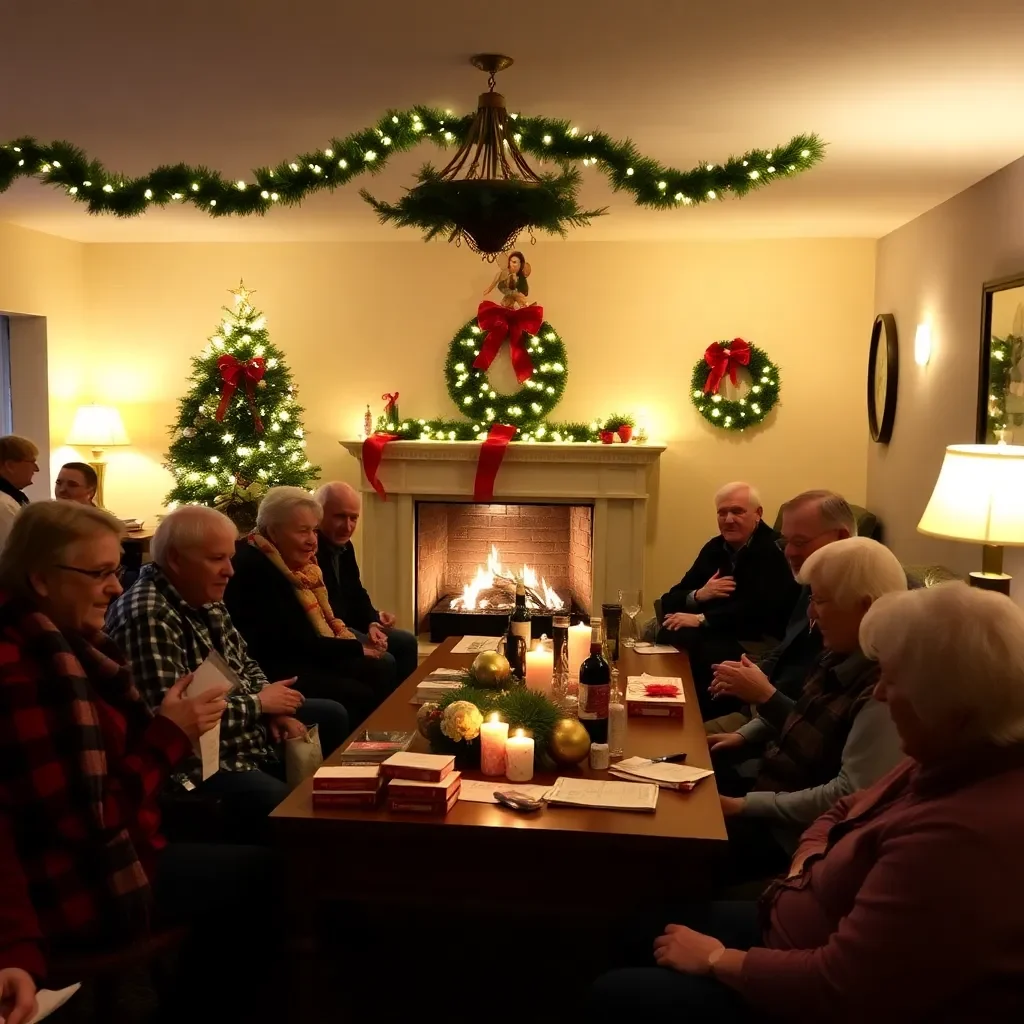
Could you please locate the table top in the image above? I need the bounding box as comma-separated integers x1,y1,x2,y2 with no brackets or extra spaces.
272,637,726,846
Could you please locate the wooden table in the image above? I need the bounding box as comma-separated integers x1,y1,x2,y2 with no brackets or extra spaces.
274,639,725,1017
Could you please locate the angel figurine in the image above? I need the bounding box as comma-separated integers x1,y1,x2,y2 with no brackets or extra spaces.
483,251,533,309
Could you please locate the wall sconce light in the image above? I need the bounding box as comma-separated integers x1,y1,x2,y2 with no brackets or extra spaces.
914,322,932,366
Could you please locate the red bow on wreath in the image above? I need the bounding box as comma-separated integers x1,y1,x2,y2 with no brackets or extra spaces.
703,338,751,395
215,354,266,432
473,301,545,384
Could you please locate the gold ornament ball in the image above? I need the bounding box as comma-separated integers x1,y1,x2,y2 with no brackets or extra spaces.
549,718,591,765
471,651,511,688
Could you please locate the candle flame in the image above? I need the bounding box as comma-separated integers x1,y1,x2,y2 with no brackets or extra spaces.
489,712,500,723
515,728,525,738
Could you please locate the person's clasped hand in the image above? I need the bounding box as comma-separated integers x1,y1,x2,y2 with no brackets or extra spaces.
653,925,725,975
709,655,776,704
663,612,703,630
0,967,37,1024
258,677,303,716
267,716,308,742
368,622,389,650
158,675,228,742
696,570,736,603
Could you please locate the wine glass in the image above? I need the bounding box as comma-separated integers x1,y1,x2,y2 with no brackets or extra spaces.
618,589,642,648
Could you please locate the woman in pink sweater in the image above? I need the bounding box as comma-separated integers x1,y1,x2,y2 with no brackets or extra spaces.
590,582,1024,1023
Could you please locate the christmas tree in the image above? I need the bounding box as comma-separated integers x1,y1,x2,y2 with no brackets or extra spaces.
165,282,319,528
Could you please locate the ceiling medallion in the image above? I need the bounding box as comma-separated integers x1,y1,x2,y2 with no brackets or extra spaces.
361,55,604,259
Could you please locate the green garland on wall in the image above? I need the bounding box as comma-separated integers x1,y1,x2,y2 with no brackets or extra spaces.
0,108,824,220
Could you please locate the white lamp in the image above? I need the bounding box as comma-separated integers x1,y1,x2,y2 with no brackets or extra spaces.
66,404,130,508
917,443,1024,595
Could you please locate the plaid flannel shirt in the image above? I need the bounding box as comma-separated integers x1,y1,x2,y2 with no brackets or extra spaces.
106,563,277,785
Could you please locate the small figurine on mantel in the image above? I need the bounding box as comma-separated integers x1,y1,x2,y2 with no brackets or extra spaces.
483,251,534,310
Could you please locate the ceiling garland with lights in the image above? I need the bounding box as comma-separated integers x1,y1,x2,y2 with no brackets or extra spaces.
0,109,824,228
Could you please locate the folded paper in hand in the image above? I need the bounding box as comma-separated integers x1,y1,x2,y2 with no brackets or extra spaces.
185,651,239,781
27,983,81,1023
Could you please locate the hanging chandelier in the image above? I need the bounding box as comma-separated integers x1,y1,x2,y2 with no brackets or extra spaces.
361,54,603,259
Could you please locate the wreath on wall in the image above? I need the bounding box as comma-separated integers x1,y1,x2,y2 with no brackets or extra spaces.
690,338,781,431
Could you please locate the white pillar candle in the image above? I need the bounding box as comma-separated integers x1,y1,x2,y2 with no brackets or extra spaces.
505,729,535,782
525,645,554,697
479,713,509,777
568,623,592,684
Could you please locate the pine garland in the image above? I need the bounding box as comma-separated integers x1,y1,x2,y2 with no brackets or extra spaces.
0,108,824,224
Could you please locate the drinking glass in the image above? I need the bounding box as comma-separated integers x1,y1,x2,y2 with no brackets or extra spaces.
618,589,642,648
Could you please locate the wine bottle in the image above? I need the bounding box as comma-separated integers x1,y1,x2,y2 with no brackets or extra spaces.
578,616,610,744
510,580,532,646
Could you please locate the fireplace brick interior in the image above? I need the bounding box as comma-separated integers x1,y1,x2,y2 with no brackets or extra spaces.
415,502,593,632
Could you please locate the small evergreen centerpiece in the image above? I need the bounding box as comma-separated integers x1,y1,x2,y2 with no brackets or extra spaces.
603,413,636,443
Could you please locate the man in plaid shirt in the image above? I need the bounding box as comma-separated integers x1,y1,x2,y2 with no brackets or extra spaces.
107,506,349,843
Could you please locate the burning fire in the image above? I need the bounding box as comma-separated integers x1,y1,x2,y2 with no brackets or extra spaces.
450,544,565,612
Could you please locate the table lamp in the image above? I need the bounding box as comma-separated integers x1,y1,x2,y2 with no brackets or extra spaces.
917,443,1024,596
66,404,130,508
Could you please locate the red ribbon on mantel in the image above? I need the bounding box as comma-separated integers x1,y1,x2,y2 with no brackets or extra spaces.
361,433,399,500
473,301,545,384
473,424,518,502
215,354,266,431
703,338,751,395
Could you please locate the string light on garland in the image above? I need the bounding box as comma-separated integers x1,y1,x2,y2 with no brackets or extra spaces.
690,340,781,432
0,112,824,230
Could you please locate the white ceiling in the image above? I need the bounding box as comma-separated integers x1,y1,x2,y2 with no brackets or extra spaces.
2,0,1023,243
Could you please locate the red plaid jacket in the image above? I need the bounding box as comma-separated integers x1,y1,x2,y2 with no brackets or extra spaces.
0,596,192,979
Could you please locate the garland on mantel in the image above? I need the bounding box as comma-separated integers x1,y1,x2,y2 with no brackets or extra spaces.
0,108,824,220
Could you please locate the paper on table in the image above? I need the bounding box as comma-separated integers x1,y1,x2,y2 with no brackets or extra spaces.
451,635,502,654
611,756,714,789
27,983,81,1023
185,651,238,781
546,777,659,812
458,779,553,804
633,643,680,655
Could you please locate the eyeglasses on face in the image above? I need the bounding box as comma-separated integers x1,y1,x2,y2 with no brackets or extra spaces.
54,564,126,582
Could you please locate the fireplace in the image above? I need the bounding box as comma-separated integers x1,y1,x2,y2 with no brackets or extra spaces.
338,438,664,642
416,502,593,641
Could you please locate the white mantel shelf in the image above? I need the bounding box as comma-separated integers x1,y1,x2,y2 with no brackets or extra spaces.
338,439,665,631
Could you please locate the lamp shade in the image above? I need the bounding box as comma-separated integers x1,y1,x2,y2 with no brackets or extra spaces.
918,444,1024,546
66,405,130,448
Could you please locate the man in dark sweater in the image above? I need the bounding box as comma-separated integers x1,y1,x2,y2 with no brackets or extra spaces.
314,482,419,683
658,481,798,716
705,489,857,734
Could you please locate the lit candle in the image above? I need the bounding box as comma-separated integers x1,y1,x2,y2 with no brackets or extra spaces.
480,713,509,777
505,728,534,782
525,644,554,697
568,623,591,684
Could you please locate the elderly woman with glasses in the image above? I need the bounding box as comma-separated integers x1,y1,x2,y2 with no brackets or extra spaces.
225,486,400,727
0,502,281,1023
589,581,1024,1023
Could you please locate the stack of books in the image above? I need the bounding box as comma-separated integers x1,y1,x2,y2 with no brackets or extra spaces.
311,765,383,808
410,669,466,706
381,752,461,815
335,730,415,764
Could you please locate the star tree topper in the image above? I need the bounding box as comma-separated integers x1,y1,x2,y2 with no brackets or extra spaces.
230,280,255,306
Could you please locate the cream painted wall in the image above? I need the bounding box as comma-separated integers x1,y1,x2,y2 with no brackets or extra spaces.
76,237,873,612
869,156,1024,587
0,221,86,498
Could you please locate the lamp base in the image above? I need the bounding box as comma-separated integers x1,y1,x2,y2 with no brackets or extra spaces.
87,456,108,509
968,571,1011,596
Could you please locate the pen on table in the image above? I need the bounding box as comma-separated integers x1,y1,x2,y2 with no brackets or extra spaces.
645,752,688,764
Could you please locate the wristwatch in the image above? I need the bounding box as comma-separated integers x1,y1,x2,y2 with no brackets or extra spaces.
695,613,706,626
707,946,726,975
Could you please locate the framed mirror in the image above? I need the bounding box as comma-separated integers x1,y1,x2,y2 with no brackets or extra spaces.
867,313,898,443
978,274,1024,443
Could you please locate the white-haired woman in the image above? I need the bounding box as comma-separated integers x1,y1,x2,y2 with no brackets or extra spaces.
0,502,285,1022
224,486,398,726
707,537,907,881
590,581,1024,1022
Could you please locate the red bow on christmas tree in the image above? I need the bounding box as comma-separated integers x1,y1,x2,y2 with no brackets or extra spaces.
703,338,751,395
215,354,266,432
473,301,544,384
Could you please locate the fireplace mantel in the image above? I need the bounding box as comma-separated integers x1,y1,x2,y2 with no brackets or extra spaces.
339,439,665,634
